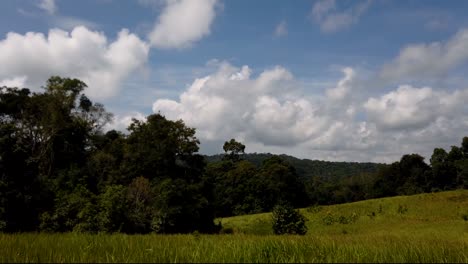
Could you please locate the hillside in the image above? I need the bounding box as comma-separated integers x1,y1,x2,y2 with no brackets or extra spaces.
219,189,468,236
205,153,386,180
2,190,467,263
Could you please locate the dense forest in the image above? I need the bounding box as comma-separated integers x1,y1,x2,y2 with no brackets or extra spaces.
205,153,383,181
1,77,467,233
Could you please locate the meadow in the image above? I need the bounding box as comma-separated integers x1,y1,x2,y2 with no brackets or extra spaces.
1,190,467,263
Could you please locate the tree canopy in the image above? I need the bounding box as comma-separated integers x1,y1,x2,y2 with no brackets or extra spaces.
1,76,467,234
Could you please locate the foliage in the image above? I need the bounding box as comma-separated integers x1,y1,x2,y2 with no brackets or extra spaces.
1,76,468,235
271,203,307,235
0,77,216,234
222,138,245,161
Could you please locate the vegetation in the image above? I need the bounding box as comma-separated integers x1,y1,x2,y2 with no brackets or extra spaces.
272,203,307,235
0,77,216,234
205,153,384,181
1,76,468,236
1,190,467,263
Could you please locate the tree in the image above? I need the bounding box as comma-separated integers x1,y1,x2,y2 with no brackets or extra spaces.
430,148,457,189
462,137,468,157
125,177,153,233
223,139,245,161
97,185,128,233
125,114,202,181
257,156,308,211
272,203,307,235
124,114,217,233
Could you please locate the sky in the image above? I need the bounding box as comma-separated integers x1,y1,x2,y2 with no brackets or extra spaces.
1,0,468,163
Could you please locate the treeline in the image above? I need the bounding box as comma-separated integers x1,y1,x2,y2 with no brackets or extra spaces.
0,77,219,233
205,153,384,181
1,77,467,234
303,140,468,205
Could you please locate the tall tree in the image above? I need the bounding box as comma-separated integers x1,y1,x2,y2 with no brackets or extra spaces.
223,138,245,161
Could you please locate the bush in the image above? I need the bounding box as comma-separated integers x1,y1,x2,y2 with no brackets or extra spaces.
271,203,307,235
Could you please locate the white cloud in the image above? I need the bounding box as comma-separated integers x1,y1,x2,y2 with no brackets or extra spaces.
0,76,28,88
0,26,149,99
274,20,288,37
153,62,326,145
381,28,468,81
148,0,218,49
311,0,372,33
364,85,468,130
152,62,381,162
150,59,468,163
38,0,57,15
326,67,355,100
104,111,146,132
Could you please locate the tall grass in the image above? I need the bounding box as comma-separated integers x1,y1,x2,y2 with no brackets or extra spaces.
1,190,467,263
1,232,467,263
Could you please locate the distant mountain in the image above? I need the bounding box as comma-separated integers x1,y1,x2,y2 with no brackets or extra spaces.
204,153,386,181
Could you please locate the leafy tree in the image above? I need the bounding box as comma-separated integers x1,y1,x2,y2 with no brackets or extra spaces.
223,138,245,161
39,185,98,232
430,148,457,189
257,156,309,210
152,178,219,234
448,146,463,162
97,185,128,233
125,177,153,233
124,114,202,181
272,203,307,235
455,159,468,188
462,137,468,157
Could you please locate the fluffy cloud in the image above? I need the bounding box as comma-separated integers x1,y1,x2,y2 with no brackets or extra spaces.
105,111,146,132
326,67,354,100
311,0,372,33
380,28,468,81
152,62,380,161
0,76,27,88
364,85,468,130
153,62,325,145
150,59,468,163
0,26,149,99
148,0,218,49
38,0,57,15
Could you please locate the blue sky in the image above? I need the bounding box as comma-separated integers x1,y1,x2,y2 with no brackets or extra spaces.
1,0,468,162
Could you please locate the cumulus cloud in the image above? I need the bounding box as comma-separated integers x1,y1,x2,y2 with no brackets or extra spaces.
364,85,468,130
311,0,372,33
150,59,468,162
326,67,355,100
153,62,324,145
104,111,146,132
148,0,218,49
38,0,57,15
274,20,288,37
0,76,28,88
152,61,380,161
380,28,468,81
0,26,149,99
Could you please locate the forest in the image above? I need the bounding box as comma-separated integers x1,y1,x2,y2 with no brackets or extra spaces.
1,77,467,234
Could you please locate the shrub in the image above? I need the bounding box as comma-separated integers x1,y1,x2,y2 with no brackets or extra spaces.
462,214,468,221
322,211,335,225
272,203,307,235
397,204,408,214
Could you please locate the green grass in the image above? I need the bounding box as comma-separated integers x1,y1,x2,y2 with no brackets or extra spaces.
1,190,468,263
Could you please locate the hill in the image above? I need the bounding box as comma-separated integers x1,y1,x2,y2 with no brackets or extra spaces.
205,153,386,180
2,190,467,263
219,189,468,236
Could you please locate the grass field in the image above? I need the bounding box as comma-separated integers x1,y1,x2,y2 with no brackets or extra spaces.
1,190,467,263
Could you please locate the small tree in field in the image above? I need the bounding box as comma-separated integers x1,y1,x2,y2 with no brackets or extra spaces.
272,203,307,235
